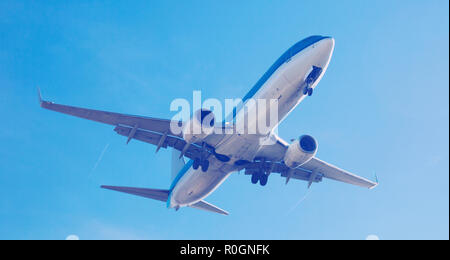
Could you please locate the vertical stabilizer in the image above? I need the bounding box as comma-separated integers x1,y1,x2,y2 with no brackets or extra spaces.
171,149,185,181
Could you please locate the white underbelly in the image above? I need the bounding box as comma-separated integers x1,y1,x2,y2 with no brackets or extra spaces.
170,158,233,207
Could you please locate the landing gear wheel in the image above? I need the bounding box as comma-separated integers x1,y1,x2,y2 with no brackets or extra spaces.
251,174,259,184
193,158,200,170
307,87,313,96
259,174,268,186
201,160,209,172
303,86,309,95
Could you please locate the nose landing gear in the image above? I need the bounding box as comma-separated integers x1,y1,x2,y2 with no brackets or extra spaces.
303,65,322,96
303,86,314,96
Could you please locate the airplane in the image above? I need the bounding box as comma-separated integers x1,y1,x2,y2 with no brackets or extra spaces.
39,35,377,216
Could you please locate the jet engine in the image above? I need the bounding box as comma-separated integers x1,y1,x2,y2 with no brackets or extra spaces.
283,135,318,168
182,108,215,144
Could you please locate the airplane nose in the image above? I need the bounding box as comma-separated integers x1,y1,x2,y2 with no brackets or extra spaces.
313,37,335,68
318,37,335,56
326,37,335,49
323,37,335,54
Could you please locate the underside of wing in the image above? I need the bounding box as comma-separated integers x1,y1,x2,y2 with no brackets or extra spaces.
249,134,378,189
38,90,224,159
39,93,182,137
301,157,378,189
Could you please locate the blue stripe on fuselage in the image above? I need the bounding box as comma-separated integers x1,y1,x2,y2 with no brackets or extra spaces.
231,35,330,120
167,159,194,208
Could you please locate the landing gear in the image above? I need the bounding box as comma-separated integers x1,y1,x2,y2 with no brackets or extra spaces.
303,66,322,96
259,174,268,186
193,158,200,170
249,158,272,186
193,158,209,172
192,142,210,172
250,172,269,186
303,85,313,96
251,173,259,184
303,85,309,95
201,159,209,172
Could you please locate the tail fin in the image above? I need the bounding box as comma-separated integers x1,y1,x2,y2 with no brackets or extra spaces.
171,149,185,181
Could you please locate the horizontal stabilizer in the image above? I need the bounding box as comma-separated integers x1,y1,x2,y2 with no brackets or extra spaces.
190,200,229,215
101,185,169,202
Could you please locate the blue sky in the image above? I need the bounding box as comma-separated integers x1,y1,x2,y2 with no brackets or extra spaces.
0,0,448,240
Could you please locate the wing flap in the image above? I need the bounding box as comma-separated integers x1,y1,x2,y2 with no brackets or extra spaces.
114,125,204,160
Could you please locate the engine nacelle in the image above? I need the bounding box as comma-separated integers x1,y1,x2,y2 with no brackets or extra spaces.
283,135,318,168
182,109,215,144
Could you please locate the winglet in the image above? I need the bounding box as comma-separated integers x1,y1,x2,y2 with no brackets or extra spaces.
368,174,379,190
37,87,43,106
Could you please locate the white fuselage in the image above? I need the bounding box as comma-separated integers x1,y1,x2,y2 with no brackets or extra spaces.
169,37,335,208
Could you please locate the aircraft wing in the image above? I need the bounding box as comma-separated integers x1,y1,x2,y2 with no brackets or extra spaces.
300,157,377,189
38,89,220,160
250,135,378,189
38,89,183,138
